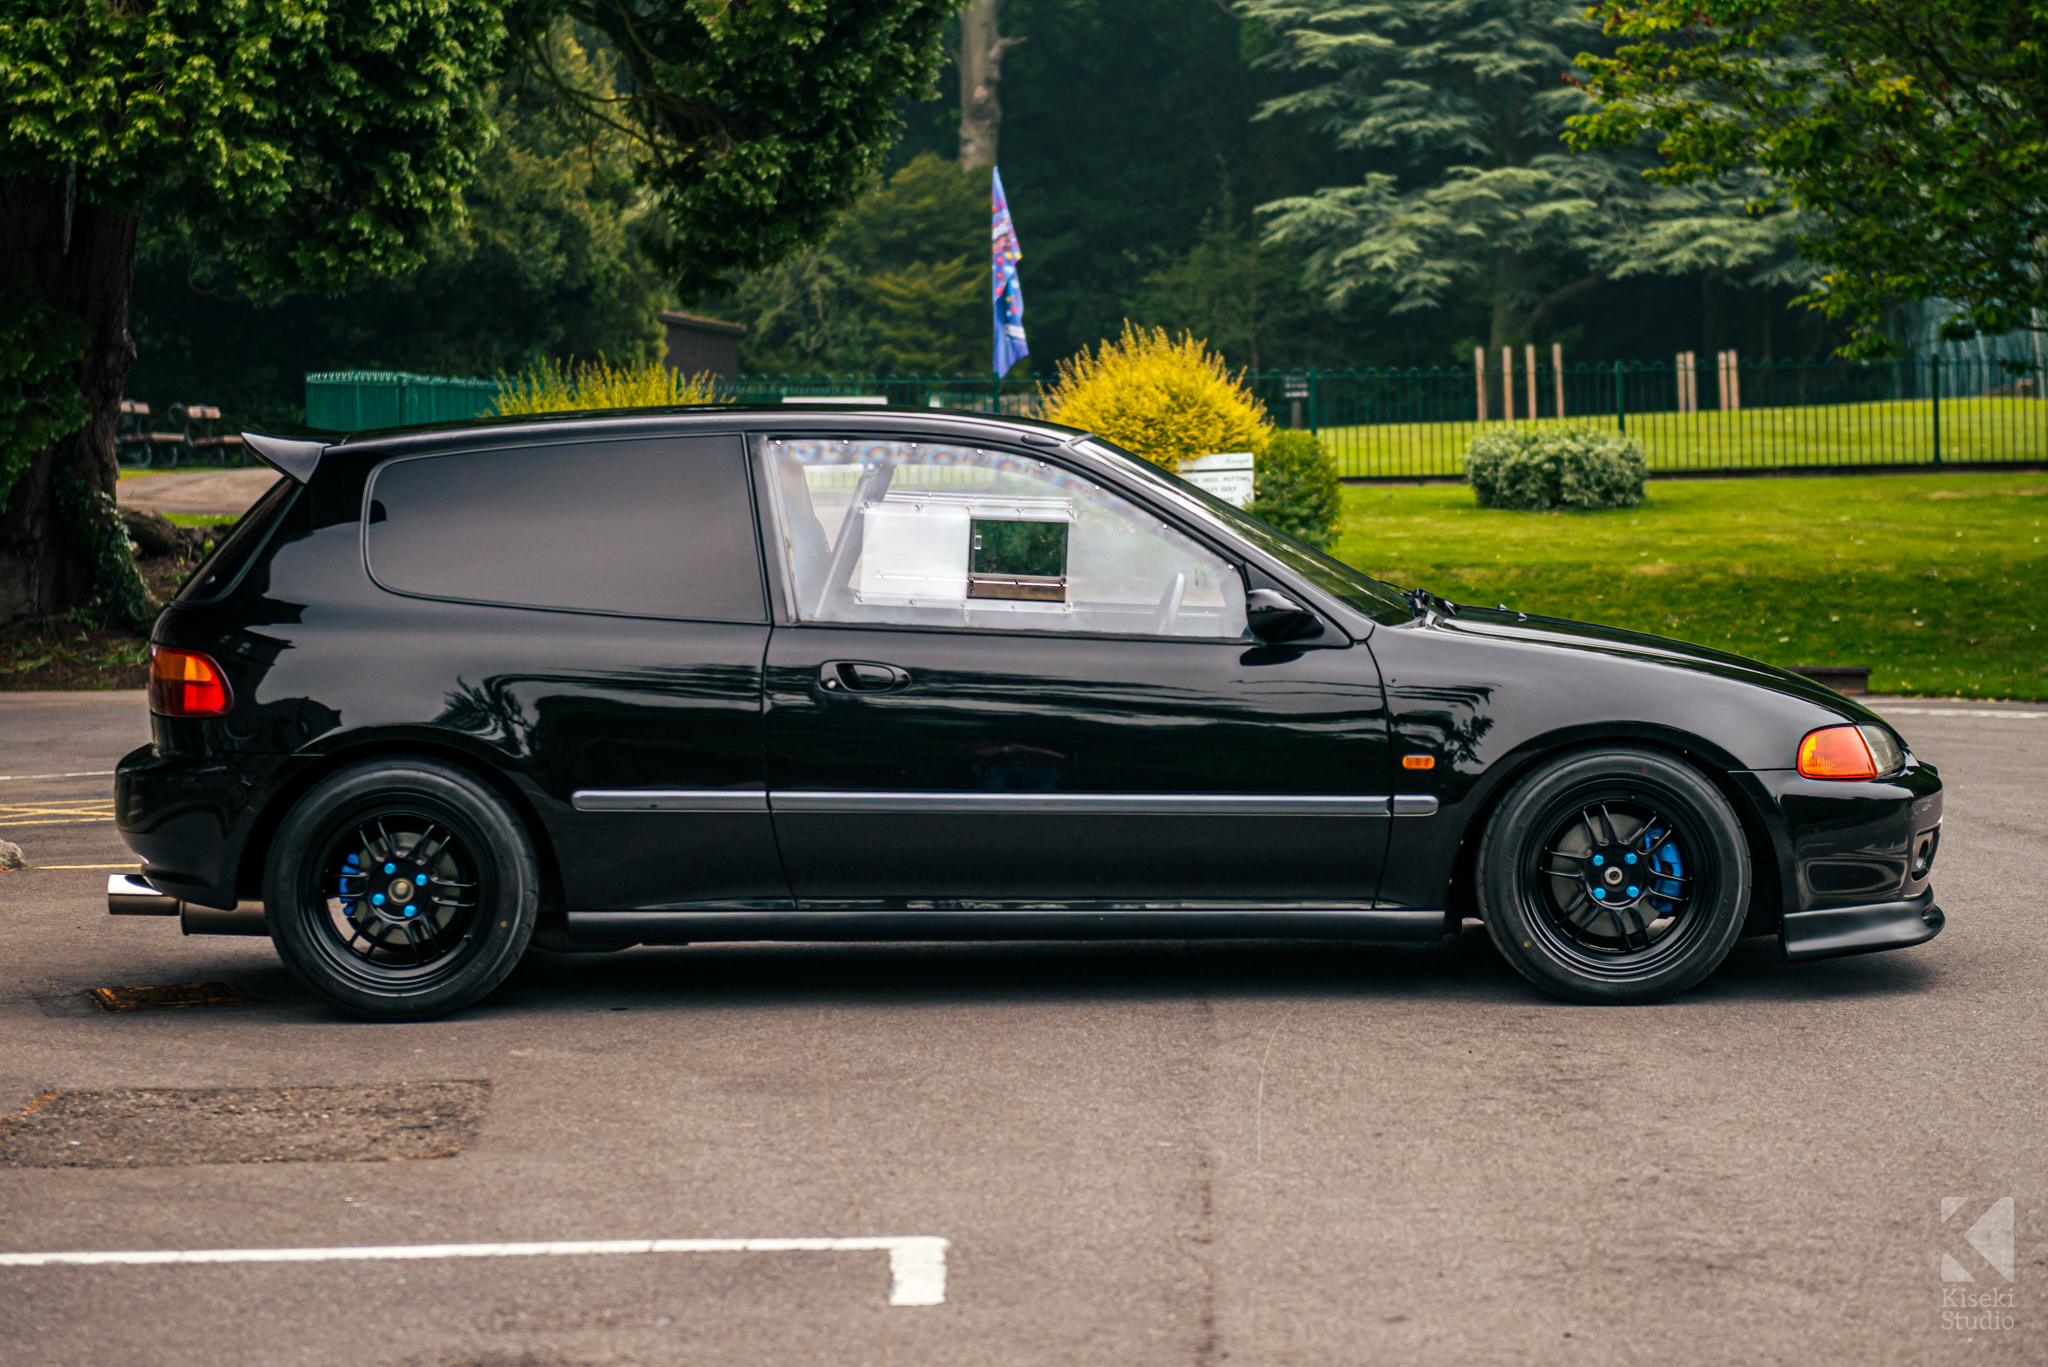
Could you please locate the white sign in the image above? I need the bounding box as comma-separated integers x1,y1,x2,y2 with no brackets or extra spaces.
1180,450,1255,508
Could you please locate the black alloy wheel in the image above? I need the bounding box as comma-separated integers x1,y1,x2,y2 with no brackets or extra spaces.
265,760,538,1019
1476,748,1750,1004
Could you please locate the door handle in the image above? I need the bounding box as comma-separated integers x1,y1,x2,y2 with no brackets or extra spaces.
819,660,911,693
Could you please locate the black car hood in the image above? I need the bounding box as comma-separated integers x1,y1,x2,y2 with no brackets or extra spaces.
1429,603,1880,725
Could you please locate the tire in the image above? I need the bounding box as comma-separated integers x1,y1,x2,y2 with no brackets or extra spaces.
264,759,539,1020
1475,747,1749,1004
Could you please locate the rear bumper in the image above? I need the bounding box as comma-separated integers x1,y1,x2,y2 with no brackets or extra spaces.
1781,888,1943,963
114,743,282,909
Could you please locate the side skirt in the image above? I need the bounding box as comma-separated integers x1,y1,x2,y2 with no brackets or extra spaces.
565,907,1451,946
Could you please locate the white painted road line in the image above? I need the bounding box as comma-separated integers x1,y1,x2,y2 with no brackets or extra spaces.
1877,708,2044,719
0,1236,952,1306
0,771,117,782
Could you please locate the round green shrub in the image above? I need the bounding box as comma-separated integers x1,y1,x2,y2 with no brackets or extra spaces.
1251,430,1342,550
1464,428,1647,511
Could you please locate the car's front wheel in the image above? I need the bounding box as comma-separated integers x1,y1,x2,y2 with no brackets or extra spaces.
1475,747,1750,1004
265,759,538,1020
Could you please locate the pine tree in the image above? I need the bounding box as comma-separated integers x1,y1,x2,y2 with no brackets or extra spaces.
1243,0,1815,352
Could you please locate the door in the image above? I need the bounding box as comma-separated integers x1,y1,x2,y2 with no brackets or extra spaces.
366,433,783,911
754,435,1395,907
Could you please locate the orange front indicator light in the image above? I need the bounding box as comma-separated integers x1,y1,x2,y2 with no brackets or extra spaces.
149,645,233,718
1401,754,1435,770
1797,725,1878,780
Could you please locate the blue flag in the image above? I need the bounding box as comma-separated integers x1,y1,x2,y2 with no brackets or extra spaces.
992,168,1029,377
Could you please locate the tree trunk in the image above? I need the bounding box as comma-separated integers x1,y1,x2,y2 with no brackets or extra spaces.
956,0,1022,172
0,176,139,624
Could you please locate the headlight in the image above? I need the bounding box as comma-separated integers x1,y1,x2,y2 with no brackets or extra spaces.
1796,723,1905,780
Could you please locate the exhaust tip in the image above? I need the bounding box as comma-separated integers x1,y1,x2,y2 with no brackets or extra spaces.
108,874,180,917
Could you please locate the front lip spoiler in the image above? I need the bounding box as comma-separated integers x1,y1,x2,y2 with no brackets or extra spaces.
1781,888,1943,963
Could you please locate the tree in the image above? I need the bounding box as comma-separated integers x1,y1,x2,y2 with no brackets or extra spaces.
1134,180,1380,372
1,0,504,623
1242,0,1811,353
530,2,959,297
954,0,1024,170
2,0,957,625
131,22,672,426
1567,0,2048,353
724,152,987,374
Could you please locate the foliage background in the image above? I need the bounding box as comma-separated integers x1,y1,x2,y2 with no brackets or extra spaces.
127,25,667,428
123,0,1858,422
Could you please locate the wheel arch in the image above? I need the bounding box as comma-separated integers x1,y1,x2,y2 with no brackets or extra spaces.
1441,728,1786,936
235,735,566,912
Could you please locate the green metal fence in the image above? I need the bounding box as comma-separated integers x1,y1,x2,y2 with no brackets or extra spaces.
288,357,2045,478
304,371,502,431
721,357,2044,477
1241,355,2046,478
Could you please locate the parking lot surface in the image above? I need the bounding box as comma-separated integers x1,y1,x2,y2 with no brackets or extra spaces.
1,690,2041,1365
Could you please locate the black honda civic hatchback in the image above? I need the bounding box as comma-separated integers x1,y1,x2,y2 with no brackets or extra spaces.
110,408,1944,1019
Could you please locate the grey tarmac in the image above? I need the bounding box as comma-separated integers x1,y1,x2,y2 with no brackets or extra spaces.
0,689,2041,1366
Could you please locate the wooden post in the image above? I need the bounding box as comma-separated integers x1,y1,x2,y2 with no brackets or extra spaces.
1718,349,1741,411
1502,346,1515,420
1675,351,1695,413
1474,347,1487,421
1525,343,1538,420
1552,342,1565,418
1931,352,1942,465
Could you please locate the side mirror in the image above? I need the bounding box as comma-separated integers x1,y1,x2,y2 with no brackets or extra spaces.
1246,587,1321,643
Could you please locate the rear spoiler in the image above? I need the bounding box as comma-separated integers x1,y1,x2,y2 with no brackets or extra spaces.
243,431,326,485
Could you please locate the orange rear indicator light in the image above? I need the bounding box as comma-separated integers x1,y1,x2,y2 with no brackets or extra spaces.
149,646,233,719
1797,725,1878,780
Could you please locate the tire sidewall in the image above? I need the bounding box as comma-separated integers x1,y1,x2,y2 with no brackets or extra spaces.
265,760,538,1020
1478,747,1750,1004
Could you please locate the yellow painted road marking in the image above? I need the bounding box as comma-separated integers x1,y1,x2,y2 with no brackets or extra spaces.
0,800,116,828
26,863,141,870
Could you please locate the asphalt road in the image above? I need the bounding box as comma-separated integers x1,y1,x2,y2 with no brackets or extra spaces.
1,691,2042,1366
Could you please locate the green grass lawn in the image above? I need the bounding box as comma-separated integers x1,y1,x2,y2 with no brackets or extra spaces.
1330,471,2048,701
1317,397,2048,478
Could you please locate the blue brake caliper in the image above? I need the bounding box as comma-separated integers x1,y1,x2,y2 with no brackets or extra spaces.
1648,827,1684,912
339,851,364,910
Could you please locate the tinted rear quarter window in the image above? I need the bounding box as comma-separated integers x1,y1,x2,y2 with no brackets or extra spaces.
366,435,764,621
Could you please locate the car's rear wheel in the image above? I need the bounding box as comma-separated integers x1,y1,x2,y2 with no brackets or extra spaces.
265,759,538,1020
1476,748,1749,1004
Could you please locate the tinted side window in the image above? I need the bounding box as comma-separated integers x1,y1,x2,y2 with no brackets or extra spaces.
366,436,764,622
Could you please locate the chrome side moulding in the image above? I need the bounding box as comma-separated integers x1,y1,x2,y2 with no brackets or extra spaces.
767,792,1431,817
574,790,1443,817
571,790,771,813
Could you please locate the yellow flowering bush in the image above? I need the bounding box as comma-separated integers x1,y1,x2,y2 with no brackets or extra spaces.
1041,323,1271,471
494,357,722,414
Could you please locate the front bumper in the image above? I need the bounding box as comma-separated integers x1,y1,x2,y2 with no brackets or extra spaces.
1781,887,1944,963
